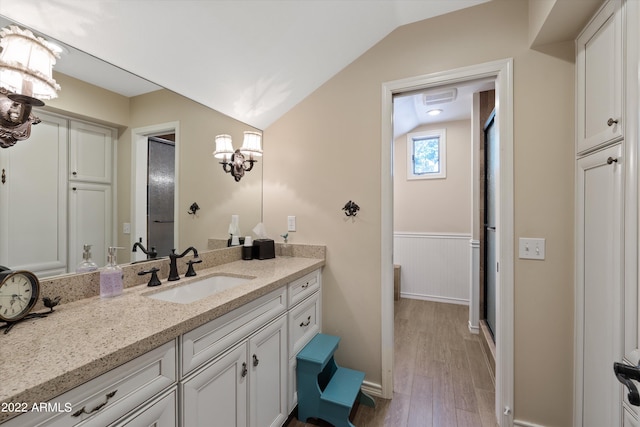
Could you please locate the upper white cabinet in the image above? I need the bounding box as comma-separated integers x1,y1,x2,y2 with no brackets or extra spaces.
576,0,623,154
0,111,116,275
69,121,115,184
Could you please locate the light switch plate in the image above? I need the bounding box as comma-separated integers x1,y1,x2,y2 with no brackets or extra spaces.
287,216,296,232
123,222,131,235
519,237,545,260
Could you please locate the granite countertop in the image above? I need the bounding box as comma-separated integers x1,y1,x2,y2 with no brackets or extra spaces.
0,253,324,423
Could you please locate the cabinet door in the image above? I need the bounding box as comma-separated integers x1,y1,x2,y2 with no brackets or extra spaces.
576,0,623,153
182,343,248,427
575,144,623,427
626,408,640,427
69,183,112,268
69,120,114,184
0,111,68,276
249,316,287,427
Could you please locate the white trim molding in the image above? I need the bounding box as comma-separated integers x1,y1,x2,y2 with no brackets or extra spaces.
393,232,470,304
513,420,546,427
381,58,514,425
469,239,480,334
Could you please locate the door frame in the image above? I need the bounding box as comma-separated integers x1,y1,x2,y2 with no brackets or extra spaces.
131,121,180,261
381,58,514,425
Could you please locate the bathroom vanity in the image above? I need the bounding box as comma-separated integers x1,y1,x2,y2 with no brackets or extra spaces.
0,246,324,426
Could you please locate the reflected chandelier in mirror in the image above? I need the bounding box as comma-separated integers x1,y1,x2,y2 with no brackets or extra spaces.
0,87,40,148
0,25,61,148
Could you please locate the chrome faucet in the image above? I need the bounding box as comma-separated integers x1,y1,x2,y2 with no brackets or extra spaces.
168,247,199,281
132,239,158,260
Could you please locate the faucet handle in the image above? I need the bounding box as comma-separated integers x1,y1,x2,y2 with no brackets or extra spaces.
185,259,202,277
138,267,162,287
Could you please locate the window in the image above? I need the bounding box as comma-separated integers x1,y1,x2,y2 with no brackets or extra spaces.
406,129,446,180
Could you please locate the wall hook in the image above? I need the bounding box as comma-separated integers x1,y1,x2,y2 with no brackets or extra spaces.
188,202,200,215
342,200,360,217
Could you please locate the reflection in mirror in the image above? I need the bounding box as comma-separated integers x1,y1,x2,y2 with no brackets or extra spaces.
0,87,40,147
0,15,263,278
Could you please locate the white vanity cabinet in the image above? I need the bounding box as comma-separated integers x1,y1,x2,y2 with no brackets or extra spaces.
287,270,322,412
180,268,322,426
576,0,623,154
1,340,178,427
182,315,288,427
180,287,288,427
0,267,323,427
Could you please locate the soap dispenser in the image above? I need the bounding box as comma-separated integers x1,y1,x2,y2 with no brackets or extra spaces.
100,247,124,298
77,244,98,273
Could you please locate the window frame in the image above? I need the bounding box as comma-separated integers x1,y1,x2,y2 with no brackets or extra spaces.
406,129,447,180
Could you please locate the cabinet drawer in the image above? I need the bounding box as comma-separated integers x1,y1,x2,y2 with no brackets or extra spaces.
288,270,320,307
288,291,320,356
2,340,177,427
115,388,177,427
181,287,286,376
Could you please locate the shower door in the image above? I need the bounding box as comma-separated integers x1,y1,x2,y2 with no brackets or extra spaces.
484,110,497,337
147,137,175,257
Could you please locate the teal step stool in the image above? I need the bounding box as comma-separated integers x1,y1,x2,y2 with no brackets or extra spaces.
296,333,375,427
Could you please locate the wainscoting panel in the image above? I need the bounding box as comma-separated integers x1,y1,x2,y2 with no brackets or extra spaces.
393,232,471,305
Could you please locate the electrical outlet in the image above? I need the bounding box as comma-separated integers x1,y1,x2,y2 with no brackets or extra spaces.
519,237,545,260
287,216,296,232
123,222,131,235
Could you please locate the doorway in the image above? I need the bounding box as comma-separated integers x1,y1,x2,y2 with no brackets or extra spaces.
381,59,514,426
147,135,176,257
131,122,180,262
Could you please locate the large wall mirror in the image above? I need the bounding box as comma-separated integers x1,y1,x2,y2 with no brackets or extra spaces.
0,15,263,277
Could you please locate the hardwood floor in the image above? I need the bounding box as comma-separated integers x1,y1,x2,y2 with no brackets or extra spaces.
285,298,498,427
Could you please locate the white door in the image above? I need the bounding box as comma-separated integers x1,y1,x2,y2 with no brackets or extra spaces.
576,143,623,426
0,112,68,276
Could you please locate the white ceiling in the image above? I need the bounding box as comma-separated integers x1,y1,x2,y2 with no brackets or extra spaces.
0,0,489,130
393,78,495,138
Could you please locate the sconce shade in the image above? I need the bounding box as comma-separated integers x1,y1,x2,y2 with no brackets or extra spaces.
213,134,234,159
240,131,262,157
0,26,61,104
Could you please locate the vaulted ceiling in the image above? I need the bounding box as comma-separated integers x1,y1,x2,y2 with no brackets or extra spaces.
0,0,490,129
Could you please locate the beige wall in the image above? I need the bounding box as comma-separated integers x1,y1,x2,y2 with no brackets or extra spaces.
263,0,575,425
122,90,263,258
45,72,131,128
394,120,471,234
40,73,262,263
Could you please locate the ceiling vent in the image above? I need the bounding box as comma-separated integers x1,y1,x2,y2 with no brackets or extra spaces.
423,88,457,106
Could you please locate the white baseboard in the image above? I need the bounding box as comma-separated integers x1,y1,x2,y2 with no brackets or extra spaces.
514,420,546,427
361,380,383,398
468,320,479,334
400,291,469,306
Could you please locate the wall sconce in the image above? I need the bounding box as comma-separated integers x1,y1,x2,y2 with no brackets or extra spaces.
0,25,61,148
213,131,262,182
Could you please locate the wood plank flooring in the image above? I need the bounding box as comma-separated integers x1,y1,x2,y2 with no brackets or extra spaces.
285,298,498,427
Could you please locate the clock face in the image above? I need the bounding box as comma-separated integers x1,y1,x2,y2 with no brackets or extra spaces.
0,271,39,322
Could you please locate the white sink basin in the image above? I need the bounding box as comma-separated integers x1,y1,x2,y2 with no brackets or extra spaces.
147,275,253,304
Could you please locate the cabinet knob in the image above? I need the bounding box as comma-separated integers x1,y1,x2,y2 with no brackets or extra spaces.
253,354,260,367
608,118,619,127
241,362,247,378
72,171,77,175
607,157,618,165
